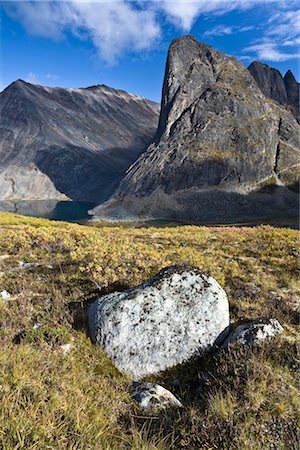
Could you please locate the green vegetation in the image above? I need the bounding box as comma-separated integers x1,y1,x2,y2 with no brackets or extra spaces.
0,212,299,449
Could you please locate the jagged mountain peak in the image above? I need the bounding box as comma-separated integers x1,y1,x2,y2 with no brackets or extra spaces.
284,69,297,82
92,35,299,222
248,61,299,123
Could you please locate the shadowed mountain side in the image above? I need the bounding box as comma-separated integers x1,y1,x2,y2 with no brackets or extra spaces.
0,80,159,201
90,184,299,224
33,142,152,203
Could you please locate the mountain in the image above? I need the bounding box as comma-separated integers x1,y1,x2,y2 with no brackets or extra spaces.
92,35,300,222
248,61,299,123
0,80,159,202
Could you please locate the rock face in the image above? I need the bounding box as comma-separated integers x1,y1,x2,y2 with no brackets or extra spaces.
0,80,159,202
92,35,299,222
248,61,288,106
284,70,300,124
248,61,300,123
88,266,229,379
131,382,183,410
223,318,283,347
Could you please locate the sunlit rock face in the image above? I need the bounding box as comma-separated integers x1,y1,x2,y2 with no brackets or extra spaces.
88,266,230,379
0,80,159,202
92,35,300,222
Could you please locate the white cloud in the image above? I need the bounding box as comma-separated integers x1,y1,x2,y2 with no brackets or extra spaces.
203,24,255,38
239,26,255,32
244,40,300,62
2,1,299,64
203,25,233,37
4,1,160,65
242,7,300,62
157,0,276,30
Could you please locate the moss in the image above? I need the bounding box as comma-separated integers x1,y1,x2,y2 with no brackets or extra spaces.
188,143,234,160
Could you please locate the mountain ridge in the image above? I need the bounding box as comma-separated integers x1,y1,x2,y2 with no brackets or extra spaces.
0,79,159,202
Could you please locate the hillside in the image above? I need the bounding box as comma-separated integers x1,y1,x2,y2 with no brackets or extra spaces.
0,213,299,449
0,80,159,202
92,35,300,222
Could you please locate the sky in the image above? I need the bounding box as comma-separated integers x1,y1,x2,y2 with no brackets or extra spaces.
1,0,299,102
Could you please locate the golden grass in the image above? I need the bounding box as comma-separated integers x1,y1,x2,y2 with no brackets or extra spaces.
0,212,299,449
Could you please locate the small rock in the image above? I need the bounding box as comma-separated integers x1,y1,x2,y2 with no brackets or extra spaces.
88,266,229,379
19,261,37,270
131,382,183,410
223,318,284,347
0,290,11,300
60,343,72,354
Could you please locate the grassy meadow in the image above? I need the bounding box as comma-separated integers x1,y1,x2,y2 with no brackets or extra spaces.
0,212,299,449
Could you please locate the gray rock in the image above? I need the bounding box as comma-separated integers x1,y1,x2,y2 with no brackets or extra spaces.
131,382,183,410
249,61,299,124
92,35,299,222
0,80,159,202
223,318,284,347
0,290,11,300
284,70,300,124
88,266,229,379
248,61,288,106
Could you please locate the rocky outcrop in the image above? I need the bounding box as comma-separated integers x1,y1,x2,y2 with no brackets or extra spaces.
0,80,159,202
248,61,287,105
248,62,299,123
131,382,183,410
88,266,229,379
92,35,299,222
284,70,300,123
223,318,283,347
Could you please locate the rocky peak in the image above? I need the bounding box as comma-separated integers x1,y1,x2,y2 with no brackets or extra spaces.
248,62,299,123
248,61,287,104
92,35,299,222
157,35,221,140
284,69,300,123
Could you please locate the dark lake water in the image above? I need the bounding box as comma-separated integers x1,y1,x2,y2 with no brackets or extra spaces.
0,200,299,229
0,200,96,223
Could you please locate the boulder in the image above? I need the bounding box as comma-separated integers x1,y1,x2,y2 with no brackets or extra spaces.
223,318,283,347
88,266,229,379
131,382,183,410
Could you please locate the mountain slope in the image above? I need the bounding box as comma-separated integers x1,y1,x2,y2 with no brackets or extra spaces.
0,80,159,202
92,35,300,222
248,61,300,123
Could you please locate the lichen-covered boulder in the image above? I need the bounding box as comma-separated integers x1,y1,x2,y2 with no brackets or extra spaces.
223,318,283,347
88,266,229,379
131,382,183,410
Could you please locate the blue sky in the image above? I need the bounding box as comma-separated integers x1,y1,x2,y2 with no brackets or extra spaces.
1,1,299,102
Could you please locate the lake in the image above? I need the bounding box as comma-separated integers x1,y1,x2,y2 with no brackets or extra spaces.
0,200,298,229
0,200,96,223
